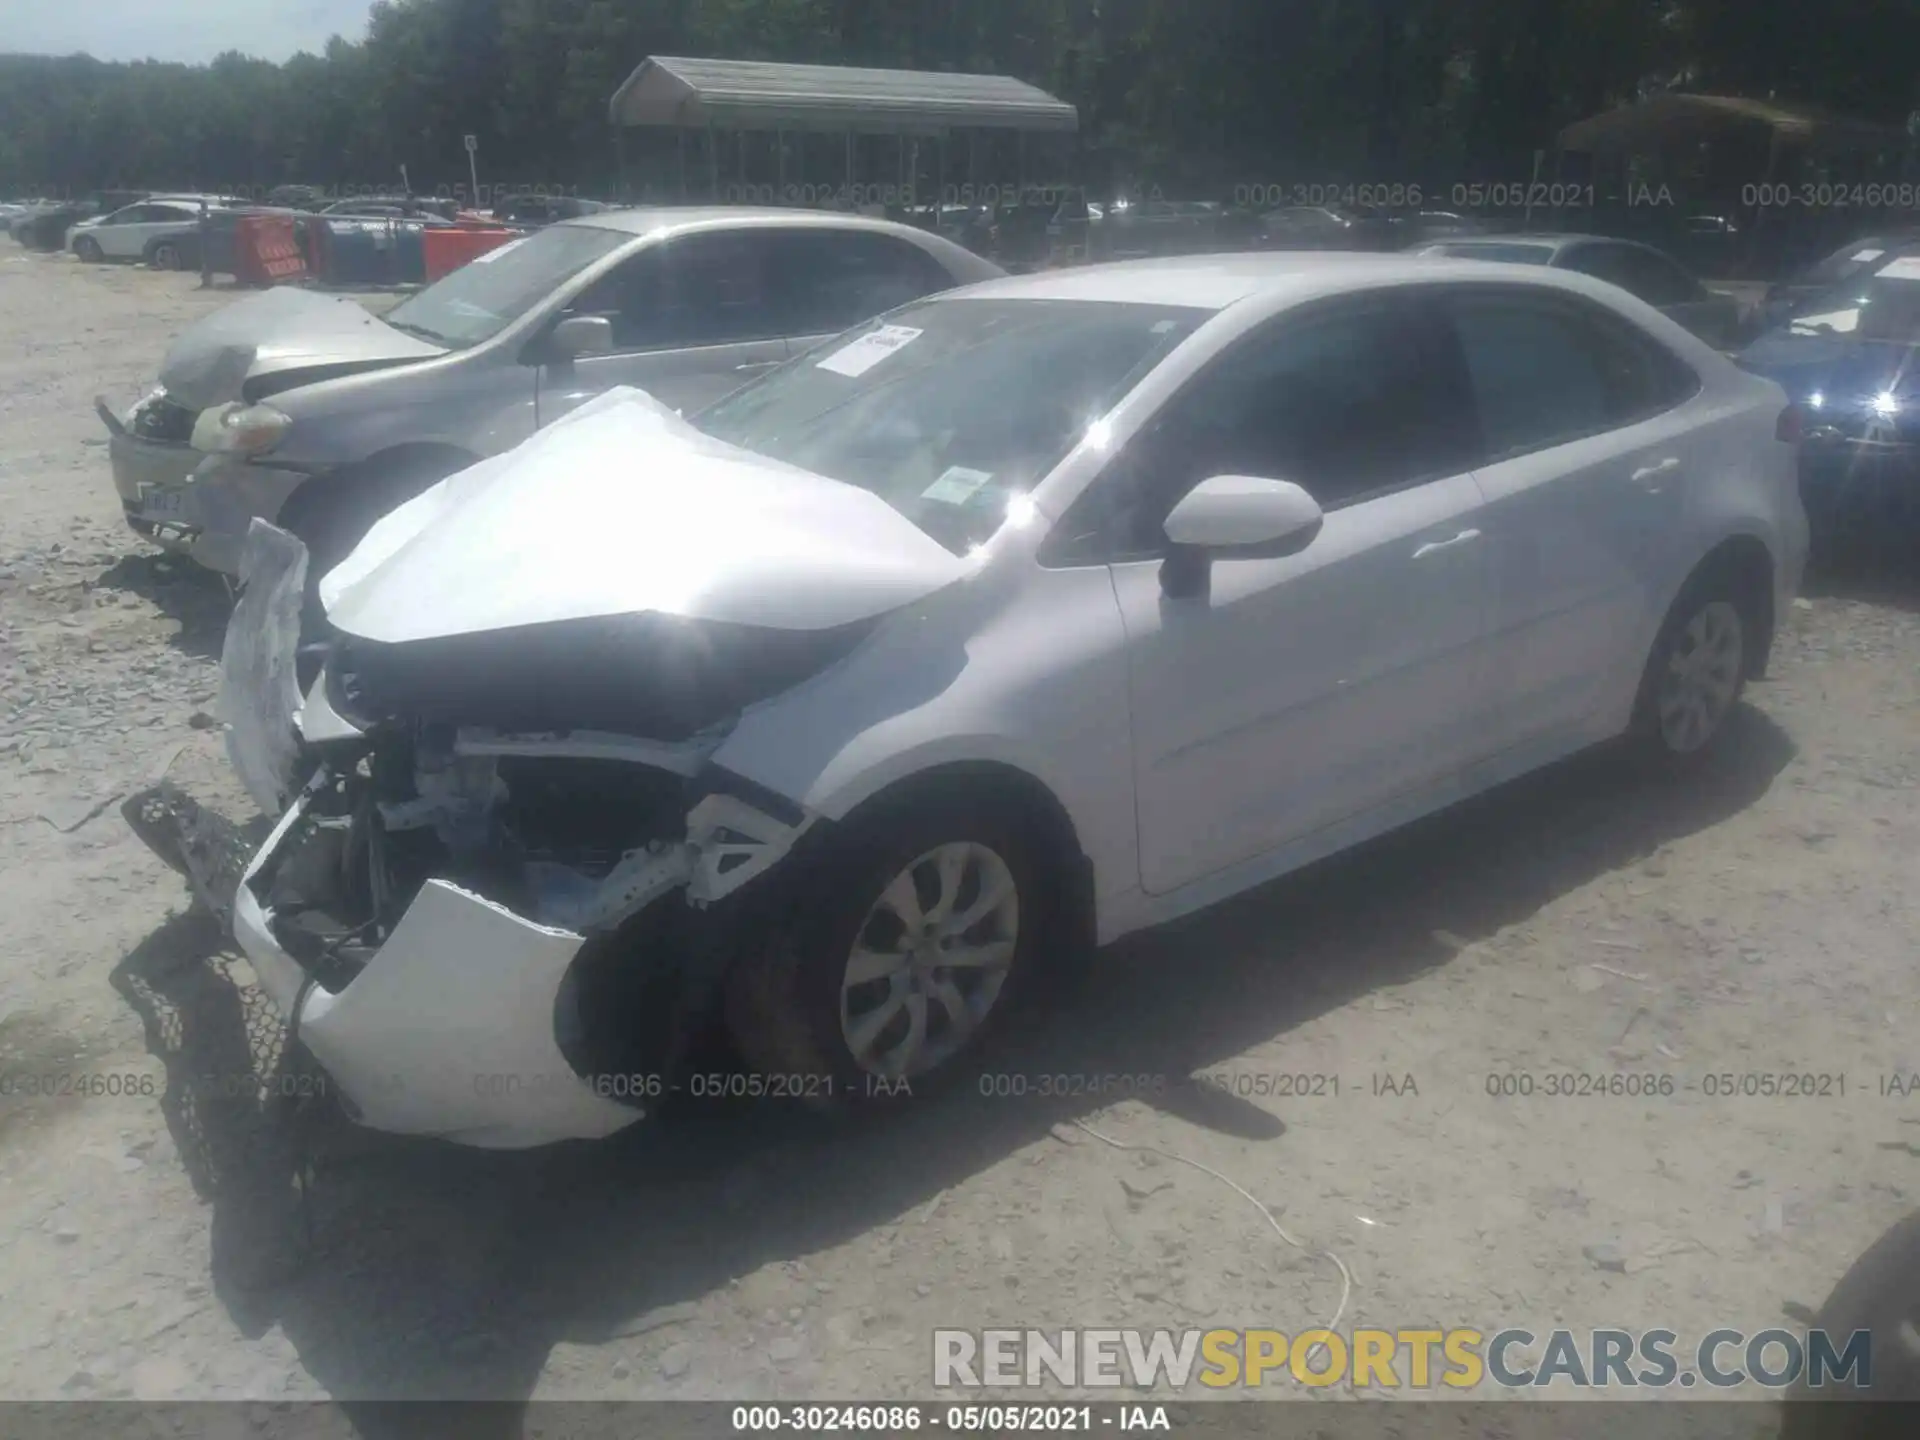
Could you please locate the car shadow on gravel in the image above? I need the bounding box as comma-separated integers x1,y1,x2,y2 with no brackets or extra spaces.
105,708,1795,1423
93,551,232,661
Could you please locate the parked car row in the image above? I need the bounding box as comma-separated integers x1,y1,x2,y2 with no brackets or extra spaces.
115,205,1809,1156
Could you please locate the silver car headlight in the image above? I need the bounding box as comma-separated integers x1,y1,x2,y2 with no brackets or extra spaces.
192,402,292,456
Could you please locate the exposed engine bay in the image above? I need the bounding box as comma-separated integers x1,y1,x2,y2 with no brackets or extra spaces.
248,722,810,984
162,516,869,1147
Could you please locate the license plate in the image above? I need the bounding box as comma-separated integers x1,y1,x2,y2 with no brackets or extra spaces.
140,486,188,520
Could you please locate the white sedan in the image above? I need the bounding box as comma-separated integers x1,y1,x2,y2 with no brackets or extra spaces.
68,197,219,264
186,251,1805,1148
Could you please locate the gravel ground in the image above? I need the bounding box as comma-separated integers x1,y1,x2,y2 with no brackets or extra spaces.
0,246,1917,1421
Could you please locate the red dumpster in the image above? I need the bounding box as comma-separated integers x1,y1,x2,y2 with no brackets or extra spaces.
234,212,308,287
421,226,521,282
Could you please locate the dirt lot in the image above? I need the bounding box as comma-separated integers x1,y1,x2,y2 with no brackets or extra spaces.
0,246,1917,1419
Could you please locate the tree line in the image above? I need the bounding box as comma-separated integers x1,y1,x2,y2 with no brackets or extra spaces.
2,0,1917,202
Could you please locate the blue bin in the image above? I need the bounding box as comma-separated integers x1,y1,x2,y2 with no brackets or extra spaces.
312,218,437,286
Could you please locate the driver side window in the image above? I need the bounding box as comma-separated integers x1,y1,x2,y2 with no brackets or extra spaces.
1051,297,1470,563
569,232,781,352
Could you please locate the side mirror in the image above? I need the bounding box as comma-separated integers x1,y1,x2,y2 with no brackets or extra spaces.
1161,475,1324,600
547,314,614,360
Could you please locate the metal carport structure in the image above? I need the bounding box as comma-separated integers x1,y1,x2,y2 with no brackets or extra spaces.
607,56,1079,224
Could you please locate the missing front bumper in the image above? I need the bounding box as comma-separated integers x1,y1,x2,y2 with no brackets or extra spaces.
234,791,644,1150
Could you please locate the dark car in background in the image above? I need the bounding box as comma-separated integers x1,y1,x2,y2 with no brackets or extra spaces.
1093,197,1253,259
1257,205,1487,252
1416,232,1746,348
1736,243,1920,532
1754,231,1920,336
492,193,613,227
1256,204,1392,250
10,201,101,251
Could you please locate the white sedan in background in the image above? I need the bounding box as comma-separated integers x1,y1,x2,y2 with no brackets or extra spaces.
68,196,229,264
175,251,1806,1149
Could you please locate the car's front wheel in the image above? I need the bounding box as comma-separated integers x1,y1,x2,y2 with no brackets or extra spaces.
74,235,103,263
725,791,1054,1101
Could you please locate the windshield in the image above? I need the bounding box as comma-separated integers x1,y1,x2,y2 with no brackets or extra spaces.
694,297,1208,555
1787,252,1920,343
1792,237,1904,293
381,222,629,348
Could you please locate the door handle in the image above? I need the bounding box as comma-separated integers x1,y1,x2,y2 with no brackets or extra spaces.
1412,528,1481,560
734,358,780,373
1630,457,1681,491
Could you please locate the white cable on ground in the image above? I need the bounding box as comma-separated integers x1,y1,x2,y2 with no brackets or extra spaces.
1064,1118,1355,1371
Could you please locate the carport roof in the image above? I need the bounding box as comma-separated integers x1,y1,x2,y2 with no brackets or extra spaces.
608,55,1079,135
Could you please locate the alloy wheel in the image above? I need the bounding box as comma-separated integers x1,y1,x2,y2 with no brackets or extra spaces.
838,841,1019,1079
1656,599,1743,754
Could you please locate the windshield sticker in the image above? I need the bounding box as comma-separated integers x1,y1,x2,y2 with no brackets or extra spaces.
816,324,923,378
1879,256,1920,281
922,466,994,505
1850,248,1886,263
469,236,528,264
1151,319,1178,334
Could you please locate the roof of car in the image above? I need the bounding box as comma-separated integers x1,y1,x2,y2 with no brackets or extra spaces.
944,251,1586,310
567,205,941,237
1430,233,1628,253
934,249,1716,318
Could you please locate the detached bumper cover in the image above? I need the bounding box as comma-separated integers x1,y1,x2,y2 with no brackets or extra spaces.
233,790,644,1150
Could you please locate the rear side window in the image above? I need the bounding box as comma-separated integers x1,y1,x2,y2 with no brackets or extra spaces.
1562,243,1700,307
768,229,951,336
1444,290,1698,460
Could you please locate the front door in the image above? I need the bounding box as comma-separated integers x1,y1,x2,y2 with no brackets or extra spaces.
1103,294,1494,895
537,228,790,425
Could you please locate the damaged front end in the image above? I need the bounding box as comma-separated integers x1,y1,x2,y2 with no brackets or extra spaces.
230,728,810,1149
184,522,826,1149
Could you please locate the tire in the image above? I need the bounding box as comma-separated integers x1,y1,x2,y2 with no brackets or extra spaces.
1777,1211,1920,1439
74,235,103,263
723,788,1058,1107
276,452,469,648
149,241,183,271
1627,565,1755,770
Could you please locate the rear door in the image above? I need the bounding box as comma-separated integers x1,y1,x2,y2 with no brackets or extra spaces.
536,228,790,423
1438,284,1704,745
139,203,203,255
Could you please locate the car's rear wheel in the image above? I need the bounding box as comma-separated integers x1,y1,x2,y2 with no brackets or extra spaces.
1629,570,1754,769
724,790,1054,1104
74,235,103,263
149,241,183,270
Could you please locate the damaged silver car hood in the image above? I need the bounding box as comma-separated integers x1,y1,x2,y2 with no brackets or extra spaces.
158,287,447,411
318,387,975,644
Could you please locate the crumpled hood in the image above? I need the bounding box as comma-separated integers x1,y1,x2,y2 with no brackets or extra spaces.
157,286,446,411
319,386,975,645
